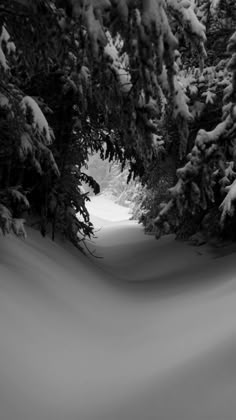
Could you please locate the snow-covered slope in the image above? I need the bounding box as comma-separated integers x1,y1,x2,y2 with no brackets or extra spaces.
86,194,132,227
1,196,236,419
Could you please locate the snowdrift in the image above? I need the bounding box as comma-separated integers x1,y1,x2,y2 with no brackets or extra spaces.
1,197,236,419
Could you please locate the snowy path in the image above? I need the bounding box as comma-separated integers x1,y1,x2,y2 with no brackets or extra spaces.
1,196,236,419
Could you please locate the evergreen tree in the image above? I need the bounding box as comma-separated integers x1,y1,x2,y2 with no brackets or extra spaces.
5,0,236,249
0,0,207,248
155,20,236,242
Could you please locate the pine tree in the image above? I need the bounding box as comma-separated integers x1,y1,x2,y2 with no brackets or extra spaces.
155,28,236,242
0,0,210,248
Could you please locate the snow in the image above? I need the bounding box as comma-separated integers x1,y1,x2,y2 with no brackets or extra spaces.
84,3,107,55
86,194,131,227
173,75,192,120
220,179,236,222
1,196,236,419
11,218,27,237
154,198,174,224
210,0,221,13
20,132,33,158
0,203,11,233
104,34,131,93
0,45,8,71
0,93,10,108
9,188,30,208
0,25,15,71
20,96,52,144
202,89,216,104
167,0,206,43
191,117,230,151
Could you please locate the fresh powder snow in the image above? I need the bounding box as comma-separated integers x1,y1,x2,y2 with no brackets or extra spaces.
1,195,236,419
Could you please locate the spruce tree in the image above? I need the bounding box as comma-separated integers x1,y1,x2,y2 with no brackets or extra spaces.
4,0,229,249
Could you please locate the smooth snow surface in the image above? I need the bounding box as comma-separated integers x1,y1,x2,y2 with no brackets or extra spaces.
1,196,236,419
86,194,131,226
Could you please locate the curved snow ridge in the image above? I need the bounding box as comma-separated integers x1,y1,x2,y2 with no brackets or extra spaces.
1,217,236,419
92,221,232,295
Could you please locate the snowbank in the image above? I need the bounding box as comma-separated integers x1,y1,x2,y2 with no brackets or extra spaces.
1,197,236,419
